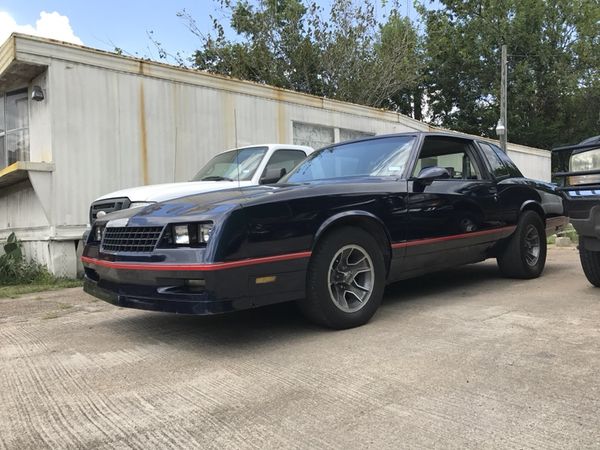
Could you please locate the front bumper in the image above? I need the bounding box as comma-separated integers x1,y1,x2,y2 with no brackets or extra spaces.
562,186,600,239
81,251,310,315
83,277,251,314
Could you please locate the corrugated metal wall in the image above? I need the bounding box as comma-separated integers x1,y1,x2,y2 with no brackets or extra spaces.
44,60,425,231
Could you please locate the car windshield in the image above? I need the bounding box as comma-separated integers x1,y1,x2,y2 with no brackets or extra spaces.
283,136,415,183
191,146,268,181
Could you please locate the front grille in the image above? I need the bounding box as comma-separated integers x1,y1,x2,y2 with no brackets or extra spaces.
101,226,164,253
90,197,131,224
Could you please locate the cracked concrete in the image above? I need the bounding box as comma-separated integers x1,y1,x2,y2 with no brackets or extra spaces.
0,247,598,449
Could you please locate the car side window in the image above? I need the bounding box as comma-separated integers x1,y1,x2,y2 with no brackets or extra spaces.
478,142,511,178
489,144,523,178
262,150,307,178
412,137,482,180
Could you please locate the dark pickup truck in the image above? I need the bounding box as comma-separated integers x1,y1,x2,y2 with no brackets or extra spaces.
553,135,600,287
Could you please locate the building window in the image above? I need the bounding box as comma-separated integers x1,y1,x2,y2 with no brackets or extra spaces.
0,88,30,169
339,128,374,142
292,121,374,149
293,122,335,149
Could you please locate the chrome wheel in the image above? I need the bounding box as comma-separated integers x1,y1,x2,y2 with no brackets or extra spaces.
524,224,540,266
327,244,375,313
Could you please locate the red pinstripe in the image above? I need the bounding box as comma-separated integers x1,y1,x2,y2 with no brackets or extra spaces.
391,225,516,249
81,251,312,271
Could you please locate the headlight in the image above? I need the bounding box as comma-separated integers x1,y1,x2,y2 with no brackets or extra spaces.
570,149,600,185
130,202,154,209
162,222,213,247
91,225,105,243
571,149,600,171
174,225,190,245
198,223,213,244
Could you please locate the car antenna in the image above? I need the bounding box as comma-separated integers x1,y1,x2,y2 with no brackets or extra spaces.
234,108,240,187
236,145,240,187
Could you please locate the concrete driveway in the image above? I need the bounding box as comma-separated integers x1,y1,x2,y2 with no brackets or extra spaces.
1,247,599,449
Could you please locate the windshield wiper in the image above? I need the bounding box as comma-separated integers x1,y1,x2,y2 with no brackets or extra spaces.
201,176,234,181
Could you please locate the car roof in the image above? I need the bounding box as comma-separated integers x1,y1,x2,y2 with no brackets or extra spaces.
218,143,314,154
317,131,479,150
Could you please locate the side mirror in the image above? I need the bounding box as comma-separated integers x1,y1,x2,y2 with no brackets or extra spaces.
416,166,451,185
260,167,287,184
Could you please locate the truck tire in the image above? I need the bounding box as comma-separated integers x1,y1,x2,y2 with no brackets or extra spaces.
579,246,600,287
497,211,547,279
300,226,386,329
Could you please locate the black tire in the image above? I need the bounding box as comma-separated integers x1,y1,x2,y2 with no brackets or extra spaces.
497,211,547,279
579,246,600,287
299,226,386,329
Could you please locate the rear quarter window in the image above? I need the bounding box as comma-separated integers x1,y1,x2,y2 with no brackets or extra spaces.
478,142,522,178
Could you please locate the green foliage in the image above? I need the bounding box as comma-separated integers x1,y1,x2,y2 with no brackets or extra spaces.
419,0,600,148
0,233,54,285
183,0,422,115
0,279,82,299
166,0,599,149
558,224,579,243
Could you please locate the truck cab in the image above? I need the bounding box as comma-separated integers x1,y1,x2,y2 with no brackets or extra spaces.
553,135,600,286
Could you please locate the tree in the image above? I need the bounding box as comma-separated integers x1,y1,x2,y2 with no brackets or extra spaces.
182,0,422,116
419,0,600,148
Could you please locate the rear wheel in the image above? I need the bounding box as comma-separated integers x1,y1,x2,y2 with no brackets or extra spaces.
497,211,546,279
579,246,600,287
299,226,386,329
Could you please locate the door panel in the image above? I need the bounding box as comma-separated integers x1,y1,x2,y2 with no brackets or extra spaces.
402,136,508,272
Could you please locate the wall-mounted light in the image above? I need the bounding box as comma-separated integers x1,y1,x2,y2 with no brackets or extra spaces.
31,85,45,101
495,119,506,136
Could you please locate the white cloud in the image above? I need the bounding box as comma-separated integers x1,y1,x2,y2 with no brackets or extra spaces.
0,10,83,46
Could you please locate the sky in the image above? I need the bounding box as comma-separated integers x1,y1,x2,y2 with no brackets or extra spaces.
0,0,218,62
0,0,426,64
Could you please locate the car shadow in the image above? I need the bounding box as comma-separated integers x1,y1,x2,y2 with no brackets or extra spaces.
104,300,323,350
383,261,502,305
102,261,513,348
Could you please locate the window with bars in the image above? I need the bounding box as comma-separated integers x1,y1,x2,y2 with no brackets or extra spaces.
0,88,30,169
292,121,375,150
293,122,335,149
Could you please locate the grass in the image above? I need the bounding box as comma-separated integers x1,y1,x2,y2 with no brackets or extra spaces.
0,279,82,299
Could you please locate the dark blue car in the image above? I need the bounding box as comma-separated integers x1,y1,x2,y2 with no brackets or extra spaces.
83,132,567,329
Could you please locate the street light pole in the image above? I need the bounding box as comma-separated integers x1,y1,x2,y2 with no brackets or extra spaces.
499,44,508,152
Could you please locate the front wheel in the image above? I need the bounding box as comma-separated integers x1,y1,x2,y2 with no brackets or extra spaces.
497,211,547,279
299,226,386,329
579,246,600,287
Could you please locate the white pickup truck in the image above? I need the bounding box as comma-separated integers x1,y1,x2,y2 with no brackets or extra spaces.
89,144,313,224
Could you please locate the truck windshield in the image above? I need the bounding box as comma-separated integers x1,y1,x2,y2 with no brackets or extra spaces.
283,136,415,183
191,147,268,181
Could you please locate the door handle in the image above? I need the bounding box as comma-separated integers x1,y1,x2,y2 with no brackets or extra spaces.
489,186,499,201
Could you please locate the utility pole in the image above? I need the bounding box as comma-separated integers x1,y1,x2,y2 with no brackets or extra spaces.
499,44,508,152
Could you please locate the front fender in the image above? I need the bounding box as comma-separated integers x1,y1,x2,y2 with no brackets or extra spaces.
313,210,391,249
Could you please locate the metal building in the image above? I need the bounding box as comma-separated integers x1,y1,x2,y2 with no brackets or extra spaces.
0,33,551,277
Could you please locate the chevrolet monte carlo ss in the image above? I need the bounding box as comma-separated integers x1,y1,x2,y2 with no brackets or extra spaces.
82,132,567,329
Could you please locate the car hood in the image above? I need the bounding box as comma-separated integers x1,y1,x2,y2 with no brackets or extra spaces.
97,177,396,226
95,180,254,203
96,186,261,225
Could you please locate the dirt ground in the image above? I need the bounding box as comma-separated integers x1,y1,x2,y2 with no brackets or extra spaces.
0,247,599,449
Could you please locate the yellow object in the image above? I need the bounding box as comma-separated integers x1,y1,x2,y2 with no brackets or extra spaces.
255,276,277,284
